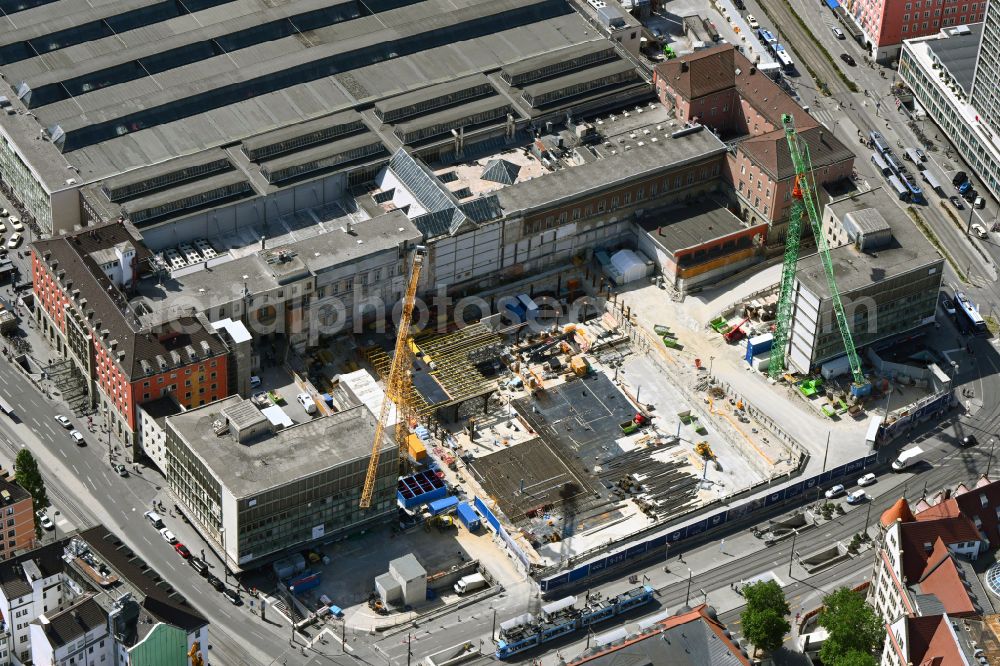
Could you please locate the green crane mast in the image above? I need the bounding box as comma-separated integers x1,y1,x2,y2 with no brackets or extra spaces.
768,114,871,396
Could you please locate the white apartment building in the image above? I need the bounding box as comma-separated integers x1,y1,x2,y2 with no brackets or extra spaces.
900,22,1000,201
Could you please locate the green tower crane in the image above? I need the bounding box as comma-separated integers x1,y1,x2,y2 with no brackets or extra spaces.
768,114,871,397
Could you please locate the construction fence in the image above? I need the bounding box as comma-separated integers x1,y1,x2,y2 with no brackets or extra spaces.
538,451,878,593
474,496,531,574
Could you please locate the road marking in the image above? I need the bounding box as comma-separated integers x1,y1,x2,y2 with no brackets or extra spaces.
86,476,96,491
59,448,66,459
71,464,78,475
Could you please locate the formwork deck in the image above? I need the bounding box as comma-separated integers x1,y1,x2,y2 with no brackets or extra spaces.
366,323,503,416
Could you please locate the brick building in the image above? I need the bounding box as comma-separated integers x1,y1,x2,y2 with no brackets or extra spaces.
844,0,985,64
0,477,35,561
31,223,231,455
653,45,855,246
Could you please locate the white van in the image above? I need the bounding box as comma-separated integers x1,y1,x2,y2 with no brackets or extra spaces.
297,392,317,415
144,510,164,528
9,218,23,233
832,27,845,39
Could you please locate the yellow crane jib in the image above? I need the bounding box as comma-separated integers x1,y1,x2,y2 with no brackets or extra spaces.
360,246,426,509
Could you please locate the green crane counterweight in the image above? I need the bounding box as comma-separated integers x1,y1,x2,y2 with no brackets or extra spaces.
767,114,871,397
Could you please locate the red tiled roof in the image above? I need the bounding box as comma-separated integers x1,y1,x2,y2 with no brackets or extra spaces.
906,615,965,666
732,51,816,132
881,497,917,527
916,540,976,616
898,516,982,582
915,498,961,522
654,45,736,100
737,125,854,181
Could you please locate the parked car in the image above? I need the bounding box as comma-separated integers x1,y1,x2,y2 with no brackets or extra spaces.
69,430,85,445
964,187,978,202
941,297,956,316
37,511,54,531
113,463,129,477
825,484,846,499
54,415,72,429
206,574,225,591
189,557,209,576
0,209,7,217
846,490,868,505
950,195,965,210
915,148,927,162
159,527,177,544
952,170,968,186
297,392,317,415
962,435,978,447
734,0,745,8
222,588,242,605
975,196,986,209
249,375,262,388
832,26,845,38
746,14,759,29
174,543,191,558
857,472,877,487
7,233,22,250
840,53,856,66
972,223,988,239
144,510,164,528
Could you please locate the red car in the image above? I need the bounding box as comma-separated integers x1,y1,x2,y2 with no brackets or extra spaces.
174,543,191,558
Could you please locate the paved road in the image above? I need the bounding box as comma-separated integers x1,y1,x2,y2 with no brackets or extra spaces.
0,356,325,665
741,0,997,298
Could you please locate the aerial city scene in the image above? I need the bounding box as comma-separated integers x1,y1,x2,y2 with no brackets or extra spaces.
0,0,997,664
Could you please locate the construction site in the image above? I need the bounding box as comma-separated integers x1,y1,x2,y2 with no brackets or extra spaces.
344,252,800,577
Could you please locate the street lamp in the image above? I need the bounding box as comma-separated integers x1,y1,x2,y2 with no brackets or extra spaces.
988,439,996,478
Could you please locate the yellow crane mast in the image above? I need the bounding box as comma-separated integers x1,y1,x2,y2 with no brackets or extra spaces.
360,246,425,509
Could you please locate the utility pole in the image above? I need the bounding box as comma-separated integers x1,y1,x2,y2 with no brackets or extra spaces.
685,568,693,605
407,633,413,666
788,530,798,577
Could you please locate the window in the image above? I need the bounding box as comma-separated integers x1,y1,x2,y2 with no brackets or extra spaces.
572,208,580,221
5,519,11,527
611,196,619,209
903,24,908,30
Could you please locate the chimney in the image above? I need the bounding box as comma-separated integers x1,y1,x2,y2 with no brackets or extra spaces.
681,61,689,72
658,226,663,236
260,235,266,250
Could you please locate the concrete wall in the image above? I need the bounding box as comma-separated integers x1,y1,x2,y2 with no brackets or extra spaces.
140,171,350,250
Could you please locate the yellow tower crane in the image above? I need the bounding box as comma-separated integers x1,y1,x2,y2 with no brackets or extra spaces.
188,641,204,666
360,246,425,509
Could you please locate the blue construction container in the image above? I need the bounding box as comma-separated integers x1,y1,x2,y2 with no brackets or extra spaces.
429,495,460,516
745,333,773,362
397,470,447,509
456,502,481,531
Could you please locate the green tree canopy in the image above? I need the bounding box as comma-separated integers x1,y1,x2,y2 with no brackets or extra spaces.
832,650,879,666
15,449,49,539
740,580,791,653
818,587,884,665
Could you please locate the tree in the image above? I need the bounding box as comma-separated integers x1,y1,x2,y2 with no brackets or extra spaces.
14,449,48,539
740,580,791,654
818,587,883,666
832,650,879,666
